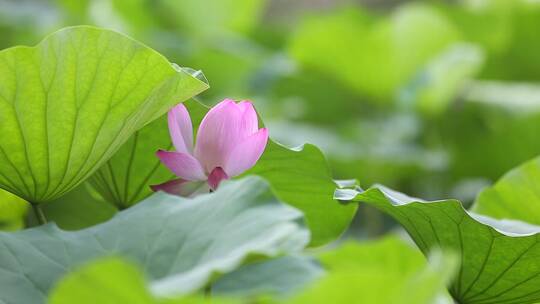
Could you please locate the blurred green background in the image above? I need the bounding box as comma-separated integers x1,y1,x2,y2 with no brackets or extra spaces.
1,0,539,237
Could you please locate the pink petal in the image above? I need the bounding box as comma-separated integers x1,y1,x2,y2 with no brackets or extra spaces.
208,167,229,190
238,101,259,135
151,179,208,197
194,99,246,172
224,128,269,177
156,150,206,181
168,103,193,154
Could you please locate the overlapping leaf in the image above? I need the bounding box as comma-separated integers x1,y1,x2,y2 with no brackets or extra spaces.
0,176,308,303
0,26,208,203
336,185,540,303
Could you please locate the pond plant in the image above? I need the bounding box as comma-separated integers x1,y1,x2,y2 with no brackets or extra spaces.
0,21,539,304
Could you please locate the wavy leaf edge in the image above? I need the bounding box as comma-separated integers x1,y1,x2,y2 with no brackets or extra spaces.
335,185,540,238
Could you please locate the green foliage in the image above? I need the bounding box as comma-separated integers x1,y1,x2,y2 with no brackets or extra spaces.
446,0,540,82
49,237,456,304
3,1,540,303
0,26,208,203
0,188,28,231
439,95,540,182
89,114,174,208
0,177,308,303
289,4,460,102
246,140,356,247
49,257,239,304
289,237,457,304
161,0,266,37
401,43,484,116
213,256,323,297
194,100,356,247
49,257,158,304
93,99,356,246
336,185,540,303
474,156,540,225
41,182,117,229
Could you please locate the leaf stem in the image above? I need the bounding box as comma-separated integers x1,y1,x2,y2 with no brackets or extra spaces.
204,284,212,297
31,203,47,225
204,189,214,298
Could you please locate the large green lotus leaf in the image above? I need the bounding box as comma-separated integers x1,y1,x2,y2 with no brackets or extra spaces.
335,185,540,303
0,188,28,231
88,114,174,209
49,257,238,304
288,236,457,304
0,176,308,303
0,26,208,203
88,99,355,246
473,156,540,225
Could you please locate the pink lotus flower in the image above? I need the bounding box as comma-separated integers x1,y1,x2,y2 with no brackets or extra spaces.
152,99,268,196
